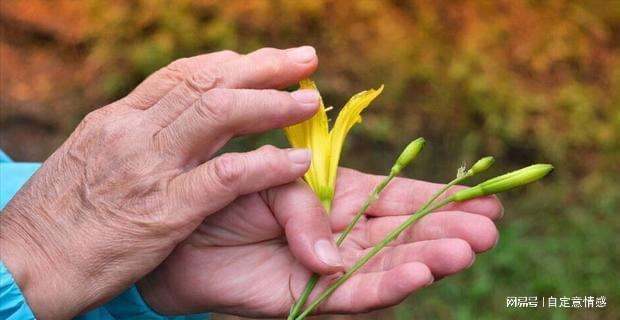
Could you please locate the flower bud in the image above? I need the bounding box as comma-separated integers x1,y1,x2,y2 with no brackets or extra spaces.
390,138,426,175
467,156,495,175
452,164,553,201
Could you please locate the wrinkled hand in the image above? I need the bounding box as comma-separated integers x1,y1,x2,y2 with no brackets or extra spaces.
139,168,503,317
0,47,323,319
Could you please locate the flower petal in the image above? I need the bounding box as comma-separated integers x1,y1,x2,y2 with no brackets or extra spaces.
327,85,384,194
284,79,330,196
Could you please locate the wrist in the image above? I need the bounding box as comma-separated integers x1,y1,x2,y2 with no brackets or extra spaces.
0,213,85,319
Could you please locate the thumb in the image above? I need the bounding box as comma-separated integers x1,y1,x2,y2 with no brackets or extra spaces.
170,145,311,224
265,180,344,275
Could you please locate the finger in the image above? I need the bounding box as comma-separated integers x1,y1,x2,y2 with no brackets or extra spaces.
330,168,504,229
124,50,240,110
214,46,318,89
315,262,432,314
365,211,499,252
144,46,317,126
170,146,311,222
157,88,319,160
352,238,475,277
265,181,344,275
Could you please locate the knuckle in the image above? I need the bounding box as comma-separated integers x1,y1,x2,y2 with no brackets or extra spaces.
77,106,120,135
255,47,281,57
99,121,126,144
185,66,222,93
254,48,285,75
256,145,287,173
218,50,240,60
267,89,290,108
211,153,245,188
167,58,190,72
197,89,233,123
265,57,284,76
258,144,279,153
81,110,105,127
164,58,191,79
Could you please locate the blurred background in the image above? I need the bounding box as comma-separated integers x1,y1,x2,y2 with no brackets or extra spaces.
1,0,618,319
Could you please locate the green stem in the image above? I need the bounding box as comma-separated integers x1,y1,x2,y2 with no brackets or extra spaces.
419,173,472,212
287,174,396,320
294,198,452,320
337,173,396,245
287,274,319,320
294,171,475,319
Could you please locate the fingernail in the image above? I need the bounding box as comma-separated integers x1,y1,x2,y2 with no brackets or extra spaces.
291,89,320,109
314,239,344,267
493,234,500,248
467,254,476,268
286,46,316,63
425,276,435,287
287,148,311,164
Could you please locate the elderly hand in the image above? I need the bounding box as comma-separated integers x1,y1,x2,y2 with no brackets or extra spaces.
138,168,502,317
0,46,325,319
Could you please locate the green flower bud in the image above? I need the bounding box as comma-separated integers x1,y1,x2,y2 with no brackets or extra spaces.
452,164,553,201
467,156,495,175
390,138,426,175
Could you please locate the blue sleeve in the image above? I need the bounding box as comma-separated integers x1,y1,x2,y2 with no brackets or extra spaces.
0,263,35,320
0,150,208,320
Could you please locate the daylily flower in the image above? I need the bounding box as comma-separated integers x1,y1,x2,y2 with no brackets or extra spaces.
284,79,383,212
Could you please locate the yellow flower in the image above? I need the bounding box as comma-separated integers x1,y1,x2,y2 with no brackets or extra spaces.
284,79,384,212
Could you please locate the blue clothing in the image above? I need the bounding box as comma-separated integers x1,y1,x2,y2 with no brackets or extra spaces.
0,150,207,319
